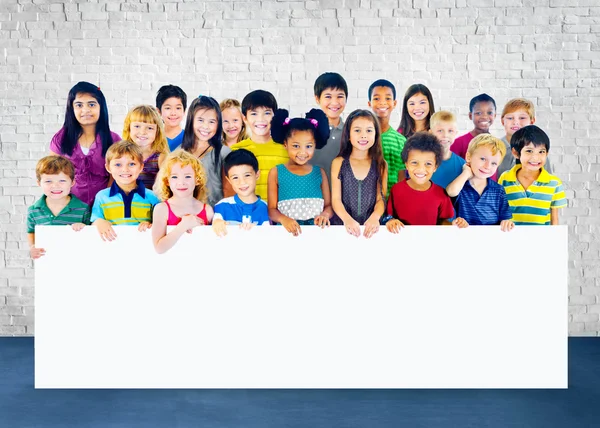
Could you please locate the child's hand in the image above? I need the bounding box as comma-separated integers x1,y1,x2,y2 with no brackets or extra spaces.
363,216,380,239
212,219,228,237
462,163,474,179
386,219,404,234
95,219,117,241
71,223,85,232
500,219,515,232
30,246,45,259
138,221,152,232
314,215,330,228
179,214,204,231
452,217,469,228
281,217,301,236
343,218,361,237
239,221,254,231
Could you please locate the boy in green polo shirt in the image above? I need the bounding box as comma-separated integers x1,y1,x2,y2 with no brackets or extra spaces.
368,79,407,195
27,155,91,259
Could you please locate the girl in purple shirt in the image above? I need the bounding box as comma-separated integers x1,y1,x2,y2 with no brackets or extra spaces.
50,82,121,205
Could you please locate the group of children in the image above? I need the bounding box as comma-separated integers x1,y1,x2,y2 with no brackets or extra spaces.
28,73,567,257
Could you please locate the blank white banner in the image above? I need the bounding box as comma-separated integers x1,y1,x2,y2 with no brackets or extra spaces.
34,225,568,388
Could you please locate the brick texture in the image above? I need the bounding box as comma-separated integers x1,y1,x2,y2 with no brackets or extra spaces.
0,0,598,336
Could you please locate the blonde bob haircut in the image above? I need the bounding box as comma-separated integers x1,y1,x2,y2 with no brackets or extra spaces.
154,149,208,203
105,140,144,165
467,133,507,162
122,104,169,155
219,98,247,144
501,98,535,121
429,110,457,129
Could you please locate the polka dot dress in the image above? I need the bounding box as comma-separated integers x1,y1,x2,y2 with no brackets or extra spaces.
276,164,324,222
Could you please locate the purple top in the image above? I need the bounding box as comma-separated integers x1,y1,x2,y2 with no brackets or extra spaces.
50,128,121,206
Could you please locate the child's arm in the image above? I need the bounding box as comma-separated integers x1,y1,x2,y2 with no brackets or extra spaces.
331,157,360,237
314,168,333,228
205,204,214,225
267,167,301,236
151,202,202,254
551,208,559,225
28,232,45,259
363,163,388,238
446,163,473,197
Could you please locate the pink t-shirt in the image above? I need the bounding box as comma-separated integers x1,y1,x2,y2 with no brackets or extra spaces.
50,128,121,206
450,132,475,160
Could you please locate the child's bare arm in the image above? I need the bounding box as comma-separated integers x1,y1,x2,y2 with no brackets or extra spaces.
151,203,198,254
551,208,559,225
315,168,333,227
446,163,473,197
267,167,301,236
331,157,360,237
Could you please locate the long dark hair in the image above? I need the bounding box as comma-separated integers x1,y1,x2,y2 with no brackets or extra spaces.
398,84,435,138
59,82,113,157
271,108,330,149
181,95,223,173
339,109,386,188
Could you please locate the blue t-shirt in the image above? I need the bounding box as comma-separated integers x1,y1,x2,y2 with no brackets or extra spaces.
213,194,270,225
167,129,185,151
431,153,466,190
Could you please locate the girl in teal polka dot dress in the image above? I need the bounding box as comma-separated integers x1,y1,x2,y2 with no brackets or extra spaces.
267,108,332,236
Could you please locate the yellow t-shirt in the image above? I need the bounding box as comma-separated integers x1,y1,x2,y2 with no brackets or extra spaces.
231,138,289,203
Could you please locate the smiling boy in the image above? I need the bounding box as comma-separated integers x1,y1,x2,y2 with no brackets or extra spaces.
312,72,348,186
212,149,270,236
229,90,288,203
368,79,406,195
385,132,463,232
451,93,497,160
446,134,514,231
495,98,553,180
498,125,566,225
91,140,160,241
156,84,187,151
27,156,91,259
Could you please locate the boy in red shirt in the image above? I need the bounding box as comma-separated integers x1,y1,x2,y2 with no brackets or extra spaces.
385,132,467,232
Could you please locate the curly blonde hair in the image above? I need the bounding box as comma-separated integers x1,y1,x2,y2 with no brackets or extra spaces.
122,104,169,156
154,149,208,202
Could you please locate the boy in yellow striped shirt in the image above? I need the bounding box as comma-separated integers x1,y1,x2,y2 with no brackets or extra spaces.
498,125,566,225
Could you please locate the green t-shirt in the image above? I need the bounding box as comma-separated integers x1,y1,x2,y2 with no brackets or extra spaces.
381,127,407,195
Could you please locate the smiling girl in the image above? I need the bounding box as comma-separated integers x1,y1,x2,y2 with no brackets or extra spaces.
181,96,231,207
220,98,247,147
331,109,388,239
49,82,121,205
152,150,214,254
397,84,436,139
122,105,169,190
267,108,332,236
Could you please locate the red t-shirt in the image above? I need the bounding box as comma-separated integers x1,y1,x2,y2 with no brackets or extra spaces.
450,132,474,160
387,180,455,225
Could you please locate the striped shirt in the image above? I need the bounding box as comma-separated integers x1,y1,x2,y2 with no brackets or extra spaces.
498,165,567,225
453,178,512,225
381,127,406,195
91,180,160,225
27,195,91,233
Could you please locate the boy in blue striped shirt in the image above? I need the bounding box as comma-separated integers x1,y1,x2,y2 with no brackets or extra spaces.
446,134,514,231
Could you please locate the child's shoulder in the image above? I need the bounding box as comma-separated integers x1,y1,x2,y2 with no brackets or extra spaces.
28,196,47,213
539,168,563,186
430,181,450,197
68,194,89,209
142,188,160,203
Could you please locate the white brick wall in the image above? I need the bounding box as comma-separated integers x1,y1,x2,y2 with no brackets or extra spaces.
0,0,598,336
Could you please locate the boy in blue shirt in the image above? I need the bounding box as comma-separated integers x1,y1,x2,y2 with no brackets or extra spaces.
429,110,466,190
212,149,270,237
91,140,160,241
156,84,187,151
446,134,514,231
